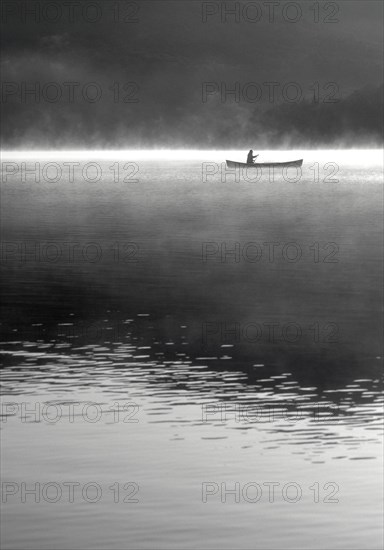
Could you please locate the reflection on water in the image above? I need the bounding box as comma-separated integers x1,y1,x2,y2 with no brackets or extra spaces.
1,324,383,461
1,152,383,549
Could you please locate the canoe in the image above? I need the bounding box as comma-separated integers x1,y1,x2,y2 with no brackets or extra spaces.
226,159,303,168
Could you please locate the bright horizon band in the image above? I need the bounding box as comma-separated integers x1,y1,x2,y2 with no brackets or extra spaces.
1,149,383,164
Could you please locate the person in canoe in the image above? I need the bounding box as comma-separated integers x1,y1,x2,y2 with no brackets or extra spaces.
247,150,259,164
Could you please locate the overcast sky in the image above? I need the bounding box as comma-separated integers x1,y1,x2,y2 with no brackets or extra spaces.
1,0,383,148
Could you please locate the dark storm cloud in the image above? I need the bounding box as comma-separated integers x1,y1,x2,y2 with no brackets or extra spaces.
1,0,383,148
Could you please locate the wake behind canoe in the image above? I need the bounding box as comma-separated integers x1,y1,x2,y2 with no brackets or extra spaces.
226,159,303,168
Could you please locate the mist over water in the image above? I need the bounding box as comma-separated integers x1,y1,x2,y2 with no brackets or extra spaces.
2,0,383,546
1,0,383,150
1,150,383,549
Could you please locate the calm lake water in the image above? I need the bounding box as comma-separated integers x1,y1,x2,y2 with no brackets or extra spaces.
1,150,383,549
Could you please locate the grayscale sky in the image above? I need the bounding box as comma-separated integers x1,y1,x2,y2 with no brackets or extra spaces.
1,0,383,148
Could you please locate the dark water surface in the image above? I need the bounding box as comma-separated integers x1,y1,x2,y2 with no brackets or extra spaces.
1,151,383,549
